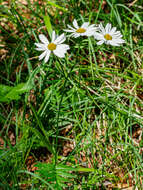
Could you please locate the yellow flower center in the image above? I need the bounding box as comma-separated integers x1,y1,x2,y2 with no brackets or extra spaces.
76,28,86,33
48,43,56,51
104,34,112,40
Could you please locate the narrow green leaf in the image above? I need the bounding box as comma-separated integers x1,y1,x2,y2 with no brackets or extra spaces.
30,104,53,154
47,1,68,12
44,15,53,38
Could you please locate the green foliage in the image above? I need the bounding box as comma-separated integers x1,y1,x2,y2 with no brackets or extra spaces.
35,163,76,189
44,15,53,38
0,0,143,189
0,83,32,102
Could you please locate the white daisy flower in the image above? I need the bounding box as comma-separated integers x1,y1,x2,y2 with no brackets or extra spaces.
94,23,125,46
64,19,97,38
35,31,70,63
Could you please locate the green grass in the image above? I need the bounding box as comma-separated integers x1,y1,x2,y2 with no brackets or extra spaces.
0,0,143,189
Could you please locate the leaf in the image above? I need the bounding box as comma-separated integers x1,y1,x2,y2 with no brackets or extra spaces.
47,1,68,12
0,82,33,103
0,85,12,98
35,163,77,188
44,15,53,38
30,104,53,154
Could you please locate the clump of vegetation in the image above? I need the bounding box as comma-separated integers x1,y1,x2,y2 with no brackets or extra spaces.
0,0,143,189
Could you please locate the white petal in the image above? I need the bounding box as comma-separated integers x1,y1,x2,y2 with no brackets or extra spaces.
67,33,75,38
99,23,105,34
35,43,47,50
73,19,79,29
35,43,44,48
112,39,125,44
97,40,104,45
87,25,97,31
81,22,89,29
73,33,81,38
109,27,117,35
85,31,93,36
53,49,65,58
118,39,125,43
94,32,104,40
80,33,87,36
39,51,47,60
64,29,75,33
52,31,56,42
112,31,121,36
109,41,120,46
36,47,45,51
53,44,69,58
56,44,70,51
54,33,65,44
112,34,123,39
87,24,96,28
39,34,49,44
106,40,111,45
86,28,96,36
44,51,51,62
105,23,111,33
67,24,75,30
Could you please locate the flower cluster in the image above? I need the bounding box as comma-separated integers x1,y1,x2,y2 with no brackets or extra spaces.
35,19,125,63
